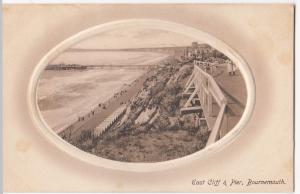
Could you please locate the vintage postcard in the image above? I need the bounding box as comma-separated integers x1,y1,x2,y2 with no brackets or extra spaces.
3,4,294,192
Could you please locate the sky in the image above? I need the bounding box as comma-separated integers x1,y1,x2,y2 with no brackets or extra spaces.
70,26,199,49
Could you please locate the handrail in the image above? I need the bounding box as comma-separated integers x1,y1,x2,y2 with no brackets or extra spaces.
194,64,227,105
206,103,226,145
192,63,228,146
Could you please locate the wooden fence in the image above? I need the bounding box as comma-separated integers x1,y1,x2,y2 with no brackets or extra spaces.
181,62,227,146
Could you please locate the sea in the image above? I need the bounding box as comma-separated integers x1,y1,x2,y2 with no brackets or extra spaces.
37,51,170,133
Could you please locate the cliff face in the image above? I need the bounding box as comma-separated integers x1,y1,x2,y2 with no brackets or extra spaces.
70,61,210,162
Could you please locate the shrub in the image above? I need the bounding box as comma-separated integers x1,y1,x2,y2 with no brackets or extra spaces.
166,83,182,95
155,114,170,130
78,129,92,142
162,94,181,116
150,82,165,96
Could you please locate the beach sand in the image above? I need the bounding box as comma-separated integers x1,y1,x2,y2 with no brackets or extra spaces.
37,51,170,133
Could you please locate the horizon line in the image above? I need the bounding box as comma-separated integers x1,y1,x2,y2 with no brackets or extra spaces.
67,43,208,52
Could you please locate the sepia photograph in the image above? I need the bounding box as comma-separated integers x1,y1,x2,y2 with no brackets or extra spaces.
3,3,294,192
36,25,247,162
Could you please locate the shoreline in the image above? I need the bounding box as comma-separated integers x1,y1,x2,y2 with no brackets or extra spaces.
38,68,147,133
58,66,155,141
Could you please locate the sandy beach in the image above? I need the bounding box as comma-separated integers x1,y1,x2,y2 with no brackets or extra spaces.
37,51,170,133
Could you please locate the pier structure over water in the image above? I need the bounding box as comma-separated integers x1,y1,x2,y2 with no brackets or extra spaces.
181,60,246,146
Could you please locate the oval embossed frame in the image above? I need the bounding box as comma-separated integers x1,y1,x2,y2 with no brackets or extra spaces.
28,19,255,172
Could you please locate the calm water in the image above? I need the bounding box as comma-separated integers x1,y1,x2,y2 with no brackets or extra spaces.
51,50,169,66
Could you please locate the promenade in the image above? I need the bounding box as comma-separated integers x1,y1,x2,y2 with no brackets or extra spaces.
213,65,246,137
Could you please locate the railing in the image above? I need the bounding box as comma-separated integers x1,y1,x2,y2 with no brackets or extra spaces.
192,63,227,146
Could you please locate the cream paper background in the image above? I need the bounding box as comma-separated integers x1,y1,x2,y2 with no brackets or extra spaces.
3,4,294,192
